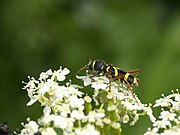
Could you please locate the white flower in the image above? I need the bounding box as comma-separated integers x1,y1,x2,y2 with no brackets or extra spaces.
153,120,171,129
53,104,71,117
130,114,139,125
76,75,92,86
24,67,71,107
91,76,109,90
112,122,121,129
38,95,50,106
123,115,129,123
162,129,180,135
107,92,114,100
23,66,162,135
39,69,53,81
103,118,111,124
27,96,38,106
75,124,100,135
53,85,67,101
154,96,173,108
121,101,141,111
95,118,104,128
67,95,85,110
51,67,70,81
71,110,85,120
171,101,180,112
52,115,67,129
107,105,116,112
144,106,156,123
38,79,56,95
43,106,51,115
67,86,84,97
154,90,180,113
39,114,52,125
84,96,92,103
121,101,155,125
174,93,180,101
77,75,110,90
144,90,180,135
117,91,126,101
87,110,105,123
159,111,176,121
87,111,98,122
20,119,39,135
144,128,159,135
23,76,39,90
50,115,74,129
41,127,57,135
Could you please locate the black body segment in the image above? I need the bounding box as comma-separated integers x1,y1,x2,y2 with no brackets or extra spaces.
126,74,134,84
87,59,105,73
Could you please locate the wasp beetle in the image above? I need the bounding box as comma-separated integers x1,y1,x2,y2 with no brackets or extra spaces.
77,59,141,102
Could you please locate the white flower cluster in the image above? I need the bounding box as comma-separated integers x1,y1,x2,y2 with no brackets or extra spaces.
144,89,180,135
77,75,155,126
19,66,155,135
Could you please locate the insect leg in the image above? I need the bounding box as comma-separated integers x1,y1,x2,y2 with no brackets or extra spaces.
127,83,139,104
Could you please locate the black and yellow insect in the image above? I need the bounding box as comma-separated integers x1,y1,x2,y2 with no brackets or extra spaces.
77,59,140,87
77,59,141,101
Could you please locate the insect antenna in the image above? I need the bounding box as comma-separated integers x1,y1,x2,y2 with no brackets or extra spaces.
76,58,92,75
76,64,88,75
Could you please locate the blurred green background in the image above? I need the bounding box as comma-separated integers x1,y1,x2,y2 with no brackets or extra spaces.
0,0,180,134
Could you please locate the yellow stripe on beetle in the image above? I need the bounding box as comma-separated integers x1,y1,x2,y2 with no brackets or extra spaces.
124,73,130,81
92,61,96,70
106,65,110,72
114,67,119,76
